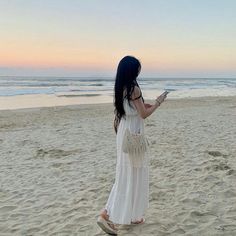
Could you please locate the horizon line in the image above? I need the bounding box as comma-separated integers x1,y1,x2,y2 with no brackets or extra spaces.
0,75,235,79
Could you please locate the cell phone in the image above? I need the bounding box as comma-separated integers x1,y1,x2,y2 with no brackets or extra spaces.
161,91,169,96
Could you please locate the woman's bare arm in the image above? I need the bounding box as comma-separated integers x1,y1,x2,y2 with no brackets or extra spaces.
131,86,161,119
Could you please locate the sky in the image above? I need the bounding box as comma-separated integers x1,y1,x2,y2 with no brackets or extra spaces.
0,0,235,77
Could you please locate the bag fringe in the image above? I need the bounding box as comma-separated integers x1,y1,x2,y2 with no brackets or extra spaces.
122,128,149,167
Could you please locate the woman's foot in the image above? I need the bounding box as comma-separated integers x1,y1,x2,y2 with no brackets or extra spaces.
100,209,109,221
97,209,118,235
131,218,145,224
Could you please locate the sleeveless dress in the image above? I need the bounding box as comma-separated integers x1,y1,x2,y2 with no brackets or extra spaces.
104,97,150,225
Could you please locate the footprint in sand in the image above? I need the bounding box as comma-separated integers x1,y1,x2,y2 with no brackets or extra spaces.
227,169,236,175
207,151,223,157
146,123,156,127
207,150,229,159
205,162,231,172
212,163,231,171
35,148,79,158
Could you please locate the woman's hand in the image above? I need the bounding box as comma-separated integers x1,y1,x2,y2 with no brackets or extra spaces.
144,103,152,109
156,93,167,105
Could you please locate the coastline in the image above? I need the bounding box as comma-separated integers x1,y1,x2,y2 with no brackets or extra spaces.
1,93,236,111
0,93,113,111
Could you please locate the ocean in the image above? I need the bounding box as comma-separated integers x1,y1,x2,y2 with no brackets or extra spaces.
0,76,236,100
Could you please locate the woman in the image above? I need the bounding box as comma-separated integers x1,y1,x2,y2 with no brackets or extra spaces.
97,56,167,235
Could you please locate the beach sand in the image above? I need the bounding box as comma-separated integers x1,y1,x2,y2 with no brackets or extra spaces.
0,96,236,235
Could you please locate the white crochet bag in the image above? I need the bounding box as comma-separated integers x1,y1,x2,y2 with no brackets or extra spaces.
122,128,149,156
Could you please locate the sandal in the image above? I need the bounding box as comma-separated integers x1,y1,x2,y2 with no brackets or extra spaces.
97,215,118,235
131,218,145,225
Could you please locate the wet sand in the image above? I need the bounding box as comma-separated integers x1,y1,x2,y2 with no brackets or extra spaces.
0,96,236,235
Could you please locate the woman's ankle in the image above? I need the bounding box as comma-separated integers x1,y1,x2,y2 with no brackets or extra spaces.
100,209,109,220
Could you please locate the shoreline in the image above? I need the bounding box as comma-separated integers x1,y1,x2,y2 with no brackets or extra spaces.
1,94,236,111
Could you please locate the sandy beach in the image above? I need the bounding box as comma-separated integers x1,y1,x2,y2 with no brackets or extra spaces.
0,96,236,235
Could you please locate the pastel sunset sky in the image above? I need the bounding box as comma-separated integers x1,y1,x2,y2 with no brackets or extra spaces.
0,0,235,77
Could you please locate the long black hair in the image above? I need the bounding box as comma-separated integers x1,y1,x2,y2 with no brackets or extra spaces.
113,55,143,133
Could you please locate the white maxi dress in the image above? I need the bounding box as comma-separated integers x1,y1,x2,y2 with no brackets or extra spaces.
105,97,149,225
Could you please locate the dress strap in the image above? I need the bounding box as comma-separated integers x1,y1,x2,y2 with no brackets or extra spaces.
123,87,143,101
131,91,142,101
